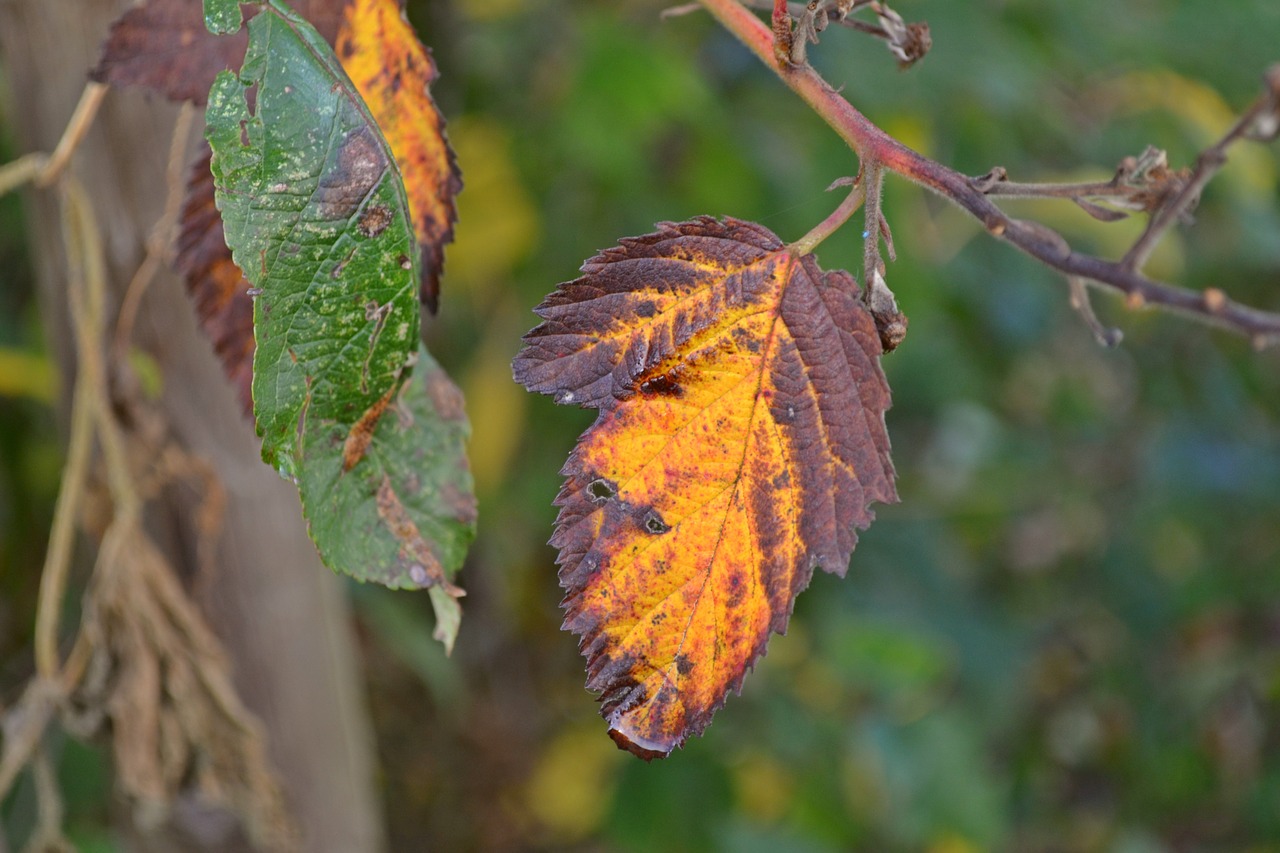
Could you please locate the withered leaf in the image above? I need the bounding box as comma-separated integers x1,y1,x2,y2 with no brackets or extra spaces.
91,0,345,104
513,217,897,758
335,0,461,312
174,146,254,412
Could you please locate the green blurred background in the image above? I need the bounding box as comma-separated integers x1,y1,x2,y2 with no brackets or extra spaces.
4,0,1280,849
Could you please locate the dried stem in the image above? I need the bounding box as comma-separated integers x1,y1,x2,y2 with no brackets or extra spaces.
1122,89,1280,271
696,0,1280,347
1068,277,1123,347
0,152,47,197
62,178,139,518
977,177,1127,201
114,103,196,359
36,83,107,188
33,346,95,680
0,679,60,800
29,745,71,851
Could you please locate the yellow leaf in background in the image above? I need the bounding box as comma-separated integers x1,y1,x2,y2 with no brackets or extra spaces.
0,348,57,403
445,117,539,301
459,318,528,498
523,725,621,843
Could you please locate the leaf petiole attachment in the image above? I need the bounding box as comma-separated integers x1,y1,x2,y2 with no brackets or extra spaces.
787,174,865,256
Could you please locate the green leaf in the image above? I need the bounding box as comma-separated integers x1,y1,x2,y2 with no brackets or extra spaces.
204,0,475,643
298,347,476,646
203,0,242,35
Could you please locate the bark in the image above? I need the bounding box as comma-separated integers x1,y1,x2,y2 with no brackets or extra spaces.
0,1,387,849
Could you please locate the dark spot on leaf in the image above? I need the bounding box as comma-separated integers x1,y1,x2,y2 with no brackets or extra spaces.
675,654,693,676
639,372,683,397
357,203,392,238
314,125,387,221
725,573,745,608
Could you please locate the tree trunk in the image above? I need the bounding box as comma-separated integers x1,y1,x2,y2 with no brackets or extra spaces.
0,1,387,849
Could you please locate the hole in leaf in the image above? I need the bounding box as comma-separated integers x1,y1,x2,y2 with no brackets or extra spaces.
642,510,670,535
587,478,617,503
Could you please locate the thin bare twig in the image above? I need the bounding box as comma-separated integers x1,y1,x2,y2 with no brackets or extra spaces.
0,679,60,801
36,83,107,188
694,0,1280,348
114,103,197,359
63,179,139,517
29,745,71,851
33,348,95,681
1068,277,1123,347
0,152,47,197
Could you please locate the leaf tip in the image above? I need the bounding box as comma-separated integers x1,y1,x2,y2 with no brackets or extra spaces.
203,0,245,35
428,585,462,656
606,724,673,761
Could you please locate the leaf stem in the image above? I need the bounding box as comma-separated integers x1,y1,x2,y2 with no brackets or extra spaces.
36,83,107,188
788,177,865,255
861,160,884,287
694,0,1280,347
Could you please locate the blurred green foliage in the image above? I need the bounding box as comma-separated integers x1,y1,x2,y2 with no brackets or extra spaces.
4,0,1280,849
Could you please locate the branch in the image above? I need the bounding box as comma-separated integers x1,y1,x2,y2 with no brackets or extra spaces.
696,0,1280,348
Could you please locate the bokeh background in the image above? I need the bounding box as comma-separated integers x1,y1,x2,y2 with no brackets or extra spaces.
4,0,1280,849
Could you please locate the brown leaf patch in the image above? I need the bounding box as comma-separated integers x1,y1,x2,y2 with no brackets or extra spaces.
342,382,396,471
174,148,254,414
91,0,347,104
375,474,465,595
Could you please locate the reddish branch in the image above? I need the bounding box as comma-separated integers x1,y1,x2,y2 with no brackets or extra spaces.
697,0,1280,349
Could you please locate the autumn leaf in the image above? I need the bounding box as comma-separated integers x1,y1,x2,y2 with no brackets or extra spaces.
204,0,474,639
336,0,461,312
174,148,254,412
91,0,345,104
513,217,897,757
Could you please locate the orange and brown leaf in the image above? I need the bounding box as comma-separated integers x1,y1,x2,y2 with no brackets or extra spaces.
91,0,345,104
513,217,897,758
174,148,254,413
336,0,460,313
